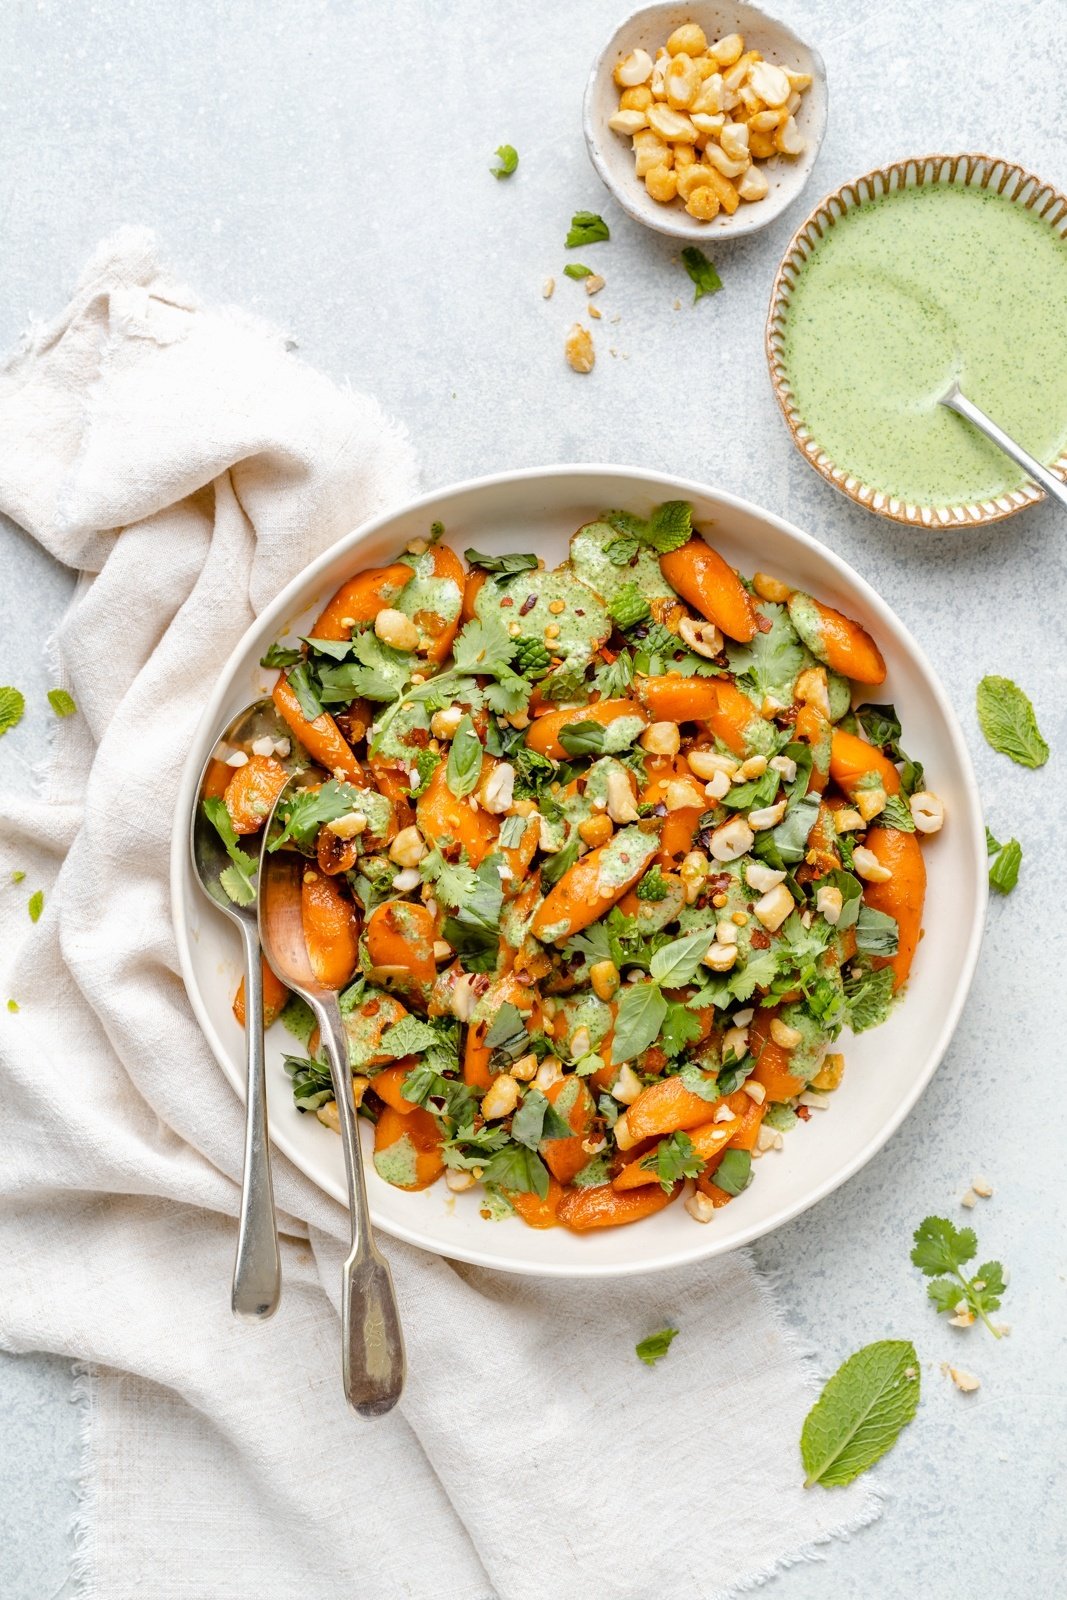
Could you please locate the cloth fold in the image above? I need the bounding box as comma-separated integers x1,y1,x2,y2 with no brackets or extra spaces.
0,228,877,1600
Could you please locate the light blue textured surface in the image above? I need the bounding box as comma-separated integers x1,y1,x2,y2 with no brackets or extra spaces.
1,0,1065,1596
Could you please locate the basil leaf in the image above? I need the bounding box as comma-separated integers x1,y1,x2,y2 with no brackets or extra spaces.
800,1340,920,1487
260,640,304,669
611,981,668,1065
446,714,484,798
649,928,715,989
540,828,580,890
989,838,1022,894
284,661,324,721
481,1143,550,1198
681,245,723,302
713,1148,752,1196
854,904,899,956
511,1088,572,1150
558,719,606,757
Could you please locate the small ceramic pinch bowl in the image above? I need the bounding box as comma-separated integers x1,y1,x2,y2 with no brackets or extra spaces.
583,1,827,241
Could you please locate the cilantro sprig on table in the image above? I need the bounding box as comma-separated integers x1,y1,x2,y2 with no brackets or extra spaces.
911,1215,1007,1337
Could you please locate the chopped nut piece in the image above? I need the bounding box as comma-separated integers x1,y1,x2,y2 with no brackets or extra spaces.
961,1188,978,1209
945,1365,981,1394
542,277,555,299
584,273,605,295
685,1190,716,1223
972,1175,994,1198
565,324,595,374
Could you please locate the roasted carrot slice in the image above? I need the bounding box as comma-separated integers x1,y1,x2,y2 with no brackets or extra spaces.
406,544,465,663
543,1076,597,1185
369,1062,420,1115
311,563,414,641
556,1179,680,1231
415,763,499,866
861,825,927,990
641,755,703,865
373,1105,444,1190
301,872,359,990
524,698,648,761
462,970,541,1087
622,1076,724,1144
748,1009,805,1101
363,900,437,992
272,676,363,784
660,537,758,642
461,567,487,622
223,754,291,835
530,824,659,944
612,1115,741,1190
787,593,886,685
508,1178,564,1229
828,728,901,799
232,956,289,1029
794,703,831,793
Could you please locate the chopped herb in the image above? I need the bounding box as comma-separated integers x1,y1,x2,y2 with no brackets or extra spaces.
660,1002,703,1058
879,794,915,832
463,549,538,577
267,779,365,854
511,1088,573,1150
10,870,25,884
988,837,1022,894
260,640,304,669
713,1148,752,1196
911,1215,1006,1338
635,866,669,902
440,855,504,971
445,714,484,799
284,1053,334,1112
636,1327,679,1367
490,144,519,179
641,1130,703,1191
681,245,723,303
0,687,26,737
565,210,610,248
47,689,77,718
481,1142,550,1198
601,501,693,556
563,263,593,280
539,828,580,890
976,675,1048,768
202,797,257,903
607,582,652,630
800,1340,920,1487
985,825,1001,855
6,999,19,1014
843,965,894,1032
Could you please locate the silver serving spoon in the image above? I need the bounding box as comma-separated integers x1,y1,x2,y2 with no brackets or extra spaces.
939,380,1067,511
258,775,405,1417
190,699,297,1319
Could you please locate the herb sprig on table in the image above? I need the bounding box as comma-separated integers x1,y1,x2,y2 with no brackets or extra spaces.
911,1215,1007,1338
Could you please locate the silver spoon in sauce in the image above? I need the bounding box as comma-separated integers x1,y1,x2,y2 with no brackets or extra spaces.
939,380,1067,511
258,774,405,1417
190,700,305,1319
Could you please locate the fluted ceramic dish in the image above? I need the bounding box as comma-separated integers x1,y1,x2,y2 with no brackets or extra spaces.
767,153,1067,527
583,2,827,241
172,465,986,1278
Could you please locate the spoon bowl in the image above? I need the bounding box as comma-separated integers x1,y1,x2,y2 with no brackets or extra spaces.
189,698,296,1319
258,775,406,1418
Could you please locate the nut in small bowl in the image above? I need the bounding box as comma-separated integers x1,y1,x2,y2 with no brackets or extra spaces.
584,2,827,240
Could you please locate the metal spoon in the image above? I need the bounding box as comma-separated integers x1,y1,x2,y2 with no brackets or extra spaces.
190,699,293,1320
939,380,1067,511
258,775,405,1417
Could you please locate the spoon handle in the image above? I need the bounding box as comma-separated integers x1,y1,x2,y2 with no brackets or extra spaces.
941,383,1067,511
318,998,406,1417
231,923,282,1319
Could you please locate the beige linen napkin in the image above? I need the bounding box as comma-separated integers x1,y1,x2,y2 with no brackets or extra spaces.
0,229,878,1600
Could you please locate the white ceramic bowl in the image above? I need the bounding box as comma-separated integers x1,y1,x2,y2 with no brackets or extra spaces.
171,465,985,1278
583,2,827,241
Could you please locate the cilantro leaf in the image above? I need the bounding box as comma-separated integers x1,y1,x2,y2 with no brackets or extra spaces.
260,639,304,669
594,650,635,698
267,779,364,854
481,1142,550,1198
47,689,77,718
565,210,610,247
636,1327,679,1367
800,1340,920,1487
440,854,504,971
203,796,258,902
641,1130,703,1191
563,262,593,280
681,245,722,303
660,1002,703,1058
0,687,26,737
976,675,1049,768
912,1216,1006,1337
725,602,805,706
320,630,413,704
611,980,667,1064
445,714,484,798
843,965,894,1032
989,838,1022,894
490,144,518,179
911,1215,977,1276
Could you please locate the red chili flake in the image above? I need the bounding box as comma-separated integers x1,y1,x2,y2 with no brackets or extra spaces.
756,613,773,634
795,1103,812,1121
619,853,631,864
707,872,731,892
520,594,537,616
575,608,585,617
500,595,514,608
365,999,381,1016
749,928,771,949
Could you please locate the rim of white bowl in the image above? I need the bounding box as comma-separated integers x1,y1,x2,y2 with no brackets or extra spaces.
582,1,828,241
171,462,987,1277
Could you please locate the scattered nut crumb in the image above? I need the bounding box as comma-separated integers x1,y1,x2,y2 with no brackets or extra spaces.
585,273,605,295
542,277,555,299
673,297,682,310
972,1176,994,1198
942,1363,981,1393
961,1188,978,1208
565,323,595,373
588,304,602,320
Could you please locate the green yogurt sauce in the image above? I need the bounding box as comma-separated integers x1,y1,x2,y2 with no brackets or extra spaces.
780,182,1067,505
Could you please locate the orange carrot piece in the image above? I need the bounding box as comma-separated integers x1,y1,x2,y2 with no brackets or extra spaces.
828,728,901,799
301,872,359,990
232,956,289,1029
530,826,658,945
272,676,363,784
788,593,886,685
660,537,759,642
724,1090,766,1151
373,1105,444,1190
748,1009,805,1101
414,545,466,663
861,825,927,989
612,1116,742,1190
363,901,437,989
311,563,414,641
556,1180,680,1231
623,1076,725,1144
523,698,648,761
224,754,291,835
461,567,487,622
416,763,499,866
462,971,541,1087
509,1178,563,1229
543,1076,597,1185
794,703,831,793
370,1062,420,1115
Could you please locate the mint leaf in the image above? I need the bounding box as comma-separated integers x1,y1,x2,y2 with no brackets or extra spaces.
645,500,693,554
0,687,25,737
47,688,77,718
681,245,723,303
608,583,651,630
635,865,669,902
801,1340,920,1487
563,263,593,280
463,549,538,577
636,1327,679,1367
27,889,44,923
446,714,483,798
989,838,1022,894
565,210,609,247
879,794,915,832
490,144,518,179
976,675,1049,768
854,905,899,956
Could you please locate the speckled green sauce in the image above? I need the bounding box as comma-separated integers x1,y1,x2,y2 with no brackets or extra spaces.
780,183,1067,504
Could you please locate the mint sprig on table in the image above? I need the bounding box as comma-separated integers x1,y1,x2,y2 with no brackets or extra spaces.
976,675,1048,768
985,826,1022,894
565,210,610,248
0,686,26,736
47,688,77,718
800,1340,920,1487
681,245,723,303
635,1327,679,1367
911,1216,1007,1337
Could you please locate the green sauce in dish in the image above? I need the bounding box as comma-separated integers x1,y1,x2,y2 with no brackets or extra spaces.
780,182,1067,505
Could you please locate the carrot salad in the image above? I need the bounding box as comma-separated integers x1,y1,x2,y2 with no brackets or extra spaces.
217,503,943,1232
